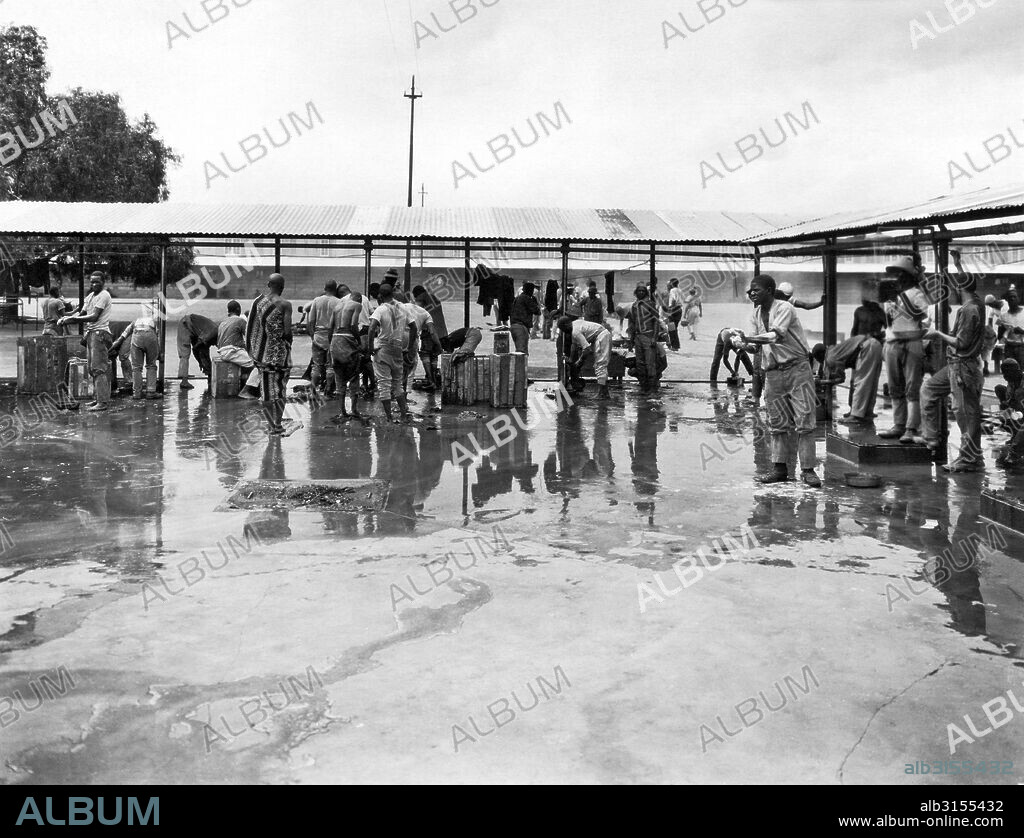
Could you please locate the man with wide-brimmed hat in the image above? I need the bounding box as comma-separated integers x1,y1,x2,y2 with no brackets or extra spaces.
878,255,931,444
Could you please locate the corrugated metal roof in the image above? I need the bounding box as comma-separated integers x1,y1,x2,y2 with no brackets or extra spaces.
0,201,791,243
749,183,1024,243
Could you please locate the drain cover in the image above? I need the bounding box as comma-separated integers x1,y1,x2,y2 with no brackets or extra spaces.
223,479,390,512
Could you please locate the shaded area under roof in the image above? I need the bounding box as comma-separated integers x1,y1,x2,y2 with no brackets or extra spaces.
0,202,790,244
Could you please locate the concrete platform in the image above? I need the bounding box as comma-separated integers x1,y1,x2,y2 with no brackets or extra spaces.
827,431,934,466
0,381,1021,785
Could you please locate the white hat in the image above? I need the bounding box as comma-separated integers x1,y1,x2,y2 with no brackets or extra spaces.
886,255,918,278
777,281,795,299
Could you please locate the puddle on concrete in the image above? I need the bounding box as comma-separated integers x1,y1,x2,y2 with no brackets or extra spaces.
1,384,1022,664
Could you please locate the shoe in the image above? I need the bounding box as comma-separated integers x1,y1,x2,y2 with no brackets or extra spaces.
180,381,194,390
877,426,905,439
942,460,983,473
238,387,259,400
86,403,108,412
899,428,919,444
838,415,869,427
909,435,938,450
801,470,822,488
757,470,790,484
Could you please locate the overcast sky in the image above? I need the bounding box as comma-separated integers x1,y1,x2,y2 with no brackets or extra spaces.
4,0,1023,217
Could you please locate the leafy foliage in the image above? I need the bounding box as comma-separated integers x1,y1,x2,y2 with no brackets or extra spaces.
0,25,192,288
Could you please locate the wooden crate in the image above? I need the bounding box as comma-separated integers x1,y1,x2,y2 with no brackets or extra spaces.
211,360,243,398
473,356,490,402
440,353,478,405
490,353,528,408
16,335,85,396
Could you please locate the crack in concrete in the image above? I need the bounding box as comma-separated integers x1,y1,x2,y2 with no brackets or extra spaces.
836,660,957,784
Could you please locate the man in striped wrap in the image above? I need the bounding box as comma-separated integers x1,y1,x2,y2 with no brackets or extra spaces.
245,274,294,434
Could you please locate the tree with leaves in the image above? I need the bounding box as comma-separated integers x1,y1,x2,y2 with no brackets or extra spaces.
0,24,192,291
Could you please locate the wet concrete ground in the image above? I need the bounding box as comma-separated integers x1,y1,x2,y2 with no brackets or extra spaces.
0,381,1022,784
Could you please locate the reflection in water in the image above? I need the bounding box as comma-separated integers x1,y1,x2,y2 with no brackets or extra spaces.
630,400,666,526
243,436,291,542
375,425,419,533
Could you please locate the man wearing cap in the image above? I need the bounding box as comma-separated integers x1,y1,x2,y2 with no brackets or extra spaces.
559,315,611,399
914,269,985,472
775,282,825,311
368,281,412,422
510,281,541,354
306,279,342,400
733,274,821,487
58,271,113,411
878,255,931,443
246,273,295,434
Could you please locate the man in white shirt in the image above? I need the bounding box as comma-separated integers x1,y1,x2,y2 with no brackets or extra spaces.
211,300,260,398
305,280,343,399
878,256,931,443
733,274,820,487
58,271,113,411
367,282,412,422
558,315,611,399
996,287,1024,369
109,304,161,401
396,292,439,392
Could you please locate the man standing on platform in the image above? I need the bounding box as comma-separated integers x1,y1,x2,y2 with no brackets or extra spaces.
246,274,295,435
914,271,985,473
878,255,931,443
733,274,821,488
58,271,113,411
627,285,663,394
176,312,218,391
836,278,886,427
510,282,541,355
559,316,610,400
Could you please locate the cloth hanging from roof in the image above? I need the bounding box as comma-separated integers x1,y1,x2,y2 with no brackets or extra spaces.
544,280,559,312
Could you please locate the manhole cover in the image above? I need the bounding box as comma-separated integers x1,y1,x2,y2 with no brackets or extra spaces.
222,479,390,512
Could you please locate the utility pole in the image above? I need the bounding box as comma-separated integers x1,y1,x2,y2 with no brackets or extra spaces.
419,183,427,268
404,76,422,292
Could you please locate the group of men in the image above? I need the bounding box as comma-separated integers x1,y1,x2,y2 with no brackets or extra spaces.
557,281,684,398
